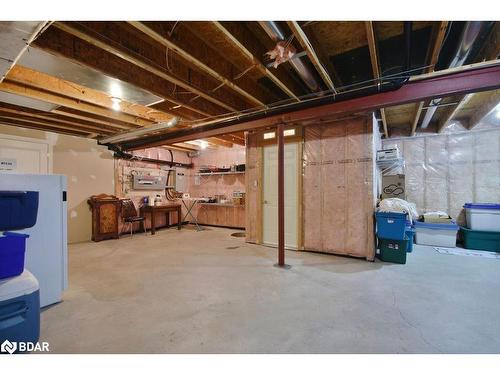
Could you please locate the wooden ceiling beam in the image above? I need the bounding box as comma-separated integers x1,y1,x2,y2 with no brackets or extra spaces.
51,109,131,130
0,118,90,136
52,22,237,113
0,113,112,135
413,22,450,135
206,137,233,148
287,21,337,94
7,65,176,124
437,94,473,133
0,106,115,134
34,27,215,119
127,22,266,108
0,80,145,128
216,133,245,146
468,90,500,130
212,21,300,102
365,21,389,138
410,102,424,136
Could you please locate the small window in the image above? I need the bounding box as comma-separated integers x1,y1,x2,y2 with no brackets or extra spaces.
284,129,296,137
263,132,275,140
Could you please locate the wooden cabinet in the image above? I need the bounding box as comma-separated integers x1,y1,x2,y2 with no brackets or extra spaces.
88,194,121,242
197,204,245,229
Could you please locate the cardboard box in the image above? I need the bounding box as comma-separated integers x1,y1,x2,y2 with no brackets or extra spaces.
382,174,406,199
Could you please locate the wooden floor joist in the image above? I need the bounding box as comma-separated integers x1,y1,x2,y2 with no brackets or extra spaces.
0,107,115,134
51,109,133,131
212,21,300,102
53,22,238,113
7,65,176,124
413,21,449,135
287,21,336,94
365,21,389,138
0,80,148,128
127,21,266,108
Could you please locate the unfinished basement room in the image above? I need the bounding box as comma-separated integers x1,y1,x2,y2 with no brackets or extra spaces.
1,5,500,365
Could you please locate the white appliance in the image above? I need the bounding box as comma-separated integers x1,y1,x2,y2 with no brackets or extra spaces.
0,174,68,307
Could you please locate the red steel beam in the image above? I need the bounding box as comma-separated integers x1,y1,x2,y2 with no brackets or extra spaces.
276,123,285,268
125,64,500,149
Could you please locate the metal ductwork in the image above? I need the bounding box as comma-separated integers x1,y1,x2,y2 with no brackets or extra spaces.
420,21,491,129
259,21,320,92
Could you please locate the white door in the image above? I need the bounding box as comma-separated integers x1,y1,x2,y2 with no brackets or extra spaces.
0,136,51,174
263,142,299,249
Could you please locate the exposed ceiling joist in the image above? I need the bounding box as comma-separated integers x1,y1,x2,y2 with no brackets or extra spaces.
0,106,115,134
122,63,500,150
0,80,147,128
52,22,237,113
7,65,176,124
212,21,299,102
206,137,233,148
0,113,112,135
0,118,90,136
412,21,449,135
437,94,473,132
51,109,131,130
287,21,336,94
127,21,266,108
468,90,500,129
365,21,389,138
216,133,245,146
410,102,424,136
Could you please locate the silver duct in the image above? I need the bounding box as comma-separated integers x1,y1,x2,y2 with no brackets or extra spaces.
420,21,488,129
259,21,320,92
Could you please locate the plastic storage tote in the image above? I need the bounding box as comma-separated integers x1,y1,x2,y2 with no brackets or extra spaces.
414,221,458,248
0,232,29,280
375,211,408,240
0,270,40,347
405,227,415,253
0,191,39,231
377,236,409,264
460,227,500,252
463,203,500,232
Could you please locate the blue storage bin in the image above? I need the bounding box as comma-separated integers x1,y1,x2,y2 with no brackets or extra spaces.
0,232,29,280
0,271,40,349
375,211,408,240
0,191,39,231
405,227,415,253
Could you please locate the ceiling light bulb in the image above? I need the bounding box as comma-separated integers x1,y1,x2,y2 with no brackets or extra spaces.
199,140,208,149
111,97,121,111
110,82,122,98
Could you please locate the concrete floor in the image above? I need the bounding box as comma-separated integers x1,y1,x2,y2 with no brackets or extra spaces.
40,226,500,353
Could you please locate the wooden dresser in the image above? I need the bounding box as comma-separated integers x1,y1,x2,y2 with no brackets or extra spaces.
88,194,121,242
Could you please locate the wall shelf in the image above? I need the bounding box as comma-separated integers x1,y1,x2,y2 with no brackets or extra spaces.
195,171,245,176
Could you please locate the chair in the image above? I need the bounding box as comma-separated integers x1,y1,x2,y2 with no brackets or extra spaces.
120,199,146,237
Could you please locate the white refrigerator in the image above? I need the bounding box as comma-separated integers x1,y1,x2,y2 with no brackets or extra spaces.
0,174,68,307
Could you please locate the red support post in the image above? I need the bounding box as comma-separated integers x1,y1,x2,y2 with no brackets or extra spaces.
276,123,287,268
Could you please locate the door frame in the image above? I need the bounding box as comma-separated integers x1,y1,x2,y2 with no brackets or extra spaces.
259,139,303,250
0,133,53,174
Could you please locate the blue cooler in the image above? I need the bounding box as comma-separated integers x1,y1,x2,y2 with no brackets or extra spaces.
0,270,40,347
0,232,29,280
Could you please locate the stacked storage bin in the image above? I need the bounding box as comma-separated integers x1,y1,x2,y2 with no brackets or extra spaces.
0,191,41,349
375,211,410,264
460,203,500,252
